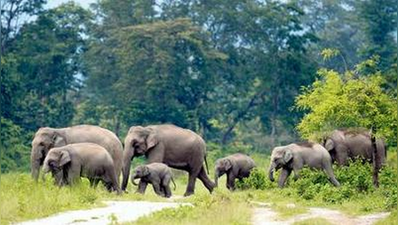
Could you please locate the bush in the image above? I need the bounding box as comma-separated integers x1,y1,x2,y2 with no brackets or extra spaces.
236,168,275,190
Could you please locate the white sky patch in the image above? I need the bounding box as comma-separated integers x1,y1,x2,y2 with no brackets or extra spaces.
46,0,96,9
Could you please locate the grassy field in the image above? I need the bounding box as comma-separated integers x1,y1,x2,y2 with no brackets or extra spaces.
0,151,397,225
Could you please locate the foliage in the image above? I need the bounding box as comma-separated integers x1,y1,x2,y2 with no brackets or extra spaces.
0,118,31,173
236,159,397,211
236,168,274,190
295,57,397,143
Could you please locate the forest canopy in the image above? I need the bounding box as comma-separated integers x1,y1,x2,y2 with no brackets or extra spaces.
1,0,397,172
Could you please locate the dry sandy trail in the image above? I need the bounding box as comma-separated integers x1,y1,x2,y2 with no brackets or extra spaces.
251,202,390,225
17,200,191,225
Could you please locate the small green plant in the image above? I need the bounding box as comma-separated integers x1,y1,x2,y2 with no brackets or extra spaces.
236,168,274,190
108,213,119,225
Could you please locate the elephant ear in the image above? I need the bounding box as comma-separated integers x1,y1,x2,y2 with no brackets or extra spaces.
143,166,150,176
146,129,158,150
224,159,233,171
52,132,66,147
59,150,71,167
283,149,293,164
324,139,335,151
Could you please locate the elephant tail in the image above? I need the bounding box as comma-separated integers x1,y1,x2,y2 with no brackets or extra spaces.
171,176,176,191
204,154,210,174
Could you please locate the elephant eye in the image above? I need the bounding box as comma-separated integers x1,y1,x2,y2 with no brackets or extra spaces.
49,161,57,168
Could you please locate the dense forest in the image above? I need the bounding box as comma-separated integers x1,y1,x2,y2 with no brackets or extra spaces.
1,0,397,172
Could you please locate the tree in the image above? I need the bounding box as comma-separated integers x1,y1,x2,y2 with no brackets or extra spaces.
359,0,397,72
8,2,91,130
167,0,317,145
295,56,397,145
1,0,46,52
84,18,226,136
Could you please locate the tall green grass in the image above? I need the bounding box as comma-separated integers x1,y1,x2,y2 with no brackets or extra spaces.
1,150,396,224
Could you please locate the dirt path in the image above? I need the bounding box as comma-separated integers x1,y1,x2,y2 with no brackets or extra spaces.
17,200,191,225
251,202,390,225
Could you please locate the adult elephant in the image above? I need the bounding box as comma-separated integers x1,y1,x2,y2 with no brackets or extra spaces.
268,142,340,187
31,125,123,182
122,124,215,196
42,143,121,193
323,129,386,187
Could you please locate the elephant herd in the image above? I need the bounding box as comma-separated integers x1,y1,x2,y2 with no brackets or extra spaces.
31,124,387,198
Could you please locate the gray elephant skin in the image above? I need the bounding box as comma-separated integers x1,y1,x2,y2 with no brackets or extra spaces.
268,142,340,187
131,163,176,198
42,143,121,193
214,153,256,191
31,125,123,182
122,124,214,196
324,129,386,186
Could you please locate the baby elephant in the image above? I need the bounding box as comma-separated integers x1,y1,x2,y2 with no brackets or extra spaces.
42,143,121,194
214,153,256,191
131,163,176,198
268,142,340,187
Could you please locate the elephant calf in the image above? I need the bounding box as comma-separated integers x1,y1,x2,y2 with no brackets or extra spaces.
268,142,340,187
214,153,256,191
43,143,121,194
131,163,176,198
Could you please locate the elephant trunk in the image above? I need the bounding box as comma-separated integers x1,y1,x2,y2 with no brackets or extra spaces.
31,156,41,182
41,162,51,181
130,171,139,186
121,149,134,191
214,169,219,187
268,162,276,182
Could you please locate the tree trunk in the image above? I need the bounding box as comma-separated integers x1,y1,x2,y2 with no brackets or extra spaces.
221,90,265,145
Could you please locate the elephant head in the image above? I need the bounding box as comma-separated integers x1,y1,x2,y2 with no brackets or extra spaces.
130,165,150,186
42,147,71,186
31,128,67,181
122,126,158,190
214,158,233,187
268,147,293,182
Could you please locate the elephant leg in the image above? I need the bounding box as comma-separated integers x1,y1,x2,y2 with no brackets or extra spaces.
197,166,215,193
137,180,148,194
89,178,96,188
335,146,349,166
226,173,236,191
278,168,291,188
323,163,340,187
184,169,200,197
162,176,172,198
152,182,164,197
293,168,300,180
93,179,100,188
163,184,172,198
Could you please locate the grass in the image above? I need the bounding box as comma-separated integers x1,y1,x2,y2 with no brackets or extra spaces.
375,209,397,225
0,150,396,224
130,190,251,225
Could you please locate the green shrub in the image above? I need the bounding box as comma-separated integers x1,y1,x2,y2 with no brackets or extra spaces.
236,168,275,190
379,166,398,210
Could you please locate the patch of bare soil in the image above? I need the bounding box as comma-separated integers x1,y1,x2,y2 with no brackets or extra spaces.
17,201,191,225
251,202,390,225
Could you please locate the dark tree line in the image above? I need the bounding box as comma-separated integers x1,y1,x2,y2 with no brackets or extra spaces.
1,0,396,172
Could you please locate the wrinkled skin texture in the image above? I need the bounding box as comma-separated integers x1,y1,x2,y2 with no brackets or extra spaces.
324,129,386,187
122,124,214,196
214,153,256,191
268,142,340,187
42,143,121,194
131,163,176,198
31,125,123,183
